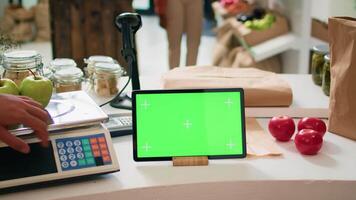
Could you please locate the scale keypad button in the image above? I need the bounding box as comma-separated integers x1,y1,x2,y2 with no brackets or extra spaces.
70,160,78,167
65,141,73,147
61,161,69,168
91,144,99,151
84,151,93,158
86,158,95,165
78,159,86,166
103,156,111,163
74,140,81,146
55,133,113,171
60,155,67,161
75,146,83,152
68,154,76,160
57,142,65,148
58,149,66,155
67,147,74,154
77,152,84,159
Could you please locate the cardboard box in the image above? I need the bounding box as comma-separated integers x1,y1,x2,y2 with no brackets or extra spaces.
229,14,290,47
311,18,329,42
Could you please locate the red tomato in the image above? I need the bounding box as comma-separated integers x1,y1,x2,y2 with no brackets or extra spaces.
297,117,327,137
268,116,295,142
294,129,323,155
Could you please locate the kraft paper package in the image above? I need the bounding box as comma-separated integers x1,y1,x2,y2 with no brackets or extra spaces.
162,66,293,107
328,17,356,140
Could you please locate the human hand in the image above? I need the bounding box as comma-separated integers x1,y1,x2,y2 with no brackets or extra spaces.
0,94,50,153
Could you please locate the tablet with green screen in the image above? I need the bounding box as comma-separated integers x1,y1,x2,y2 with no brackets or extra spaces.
132,89,246,161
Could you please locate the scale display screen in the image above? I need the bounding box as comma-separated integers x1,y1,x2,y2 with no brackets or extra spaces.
133,89,246,161
0,142,57,181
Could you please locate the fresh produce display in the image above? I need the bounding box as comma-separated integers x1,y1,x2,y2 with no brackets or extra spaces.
0,78,20,95
244,13,276,31
0,70,53,108
297,117,327,137
268,116,295,141
220,0,239,7
294,129,323,155
237,7,266,22
268,116,326,156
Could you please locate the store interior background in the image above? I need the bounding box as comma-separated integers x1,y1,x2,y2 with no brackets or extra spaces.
0,0,355,78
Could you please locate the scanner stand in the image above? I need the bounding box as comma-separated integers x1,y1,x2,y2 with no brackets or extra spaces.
110,93,132,110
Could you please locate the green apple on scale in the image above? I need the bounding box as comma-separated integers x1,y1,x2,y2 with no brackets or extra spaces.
0,78,20,95
20,70,53,107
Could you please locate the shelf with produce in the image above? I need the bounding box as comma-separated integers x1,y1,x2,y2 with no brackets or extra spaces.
212,0,313,74
249,33,298,62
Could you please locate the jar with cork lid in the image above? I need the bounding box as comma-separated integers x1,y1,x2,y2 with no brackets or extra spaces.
92,62,123,97
54,67,84,93
1,50,43,86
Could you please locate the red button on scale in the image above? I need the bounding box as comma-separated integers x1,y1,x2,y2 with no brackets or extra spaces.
98,137,106,143
91,144,99,151
103,156,111,162
99,143,107,150
90,138,97,144
93,150,101,157
101,150,109,156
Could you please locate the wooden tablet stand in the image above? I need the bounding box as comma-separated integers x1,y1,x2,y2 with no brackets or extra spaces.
172,156,209,166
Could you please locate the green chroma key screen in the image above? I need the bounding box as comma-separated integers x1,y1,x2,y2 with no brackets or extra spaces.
133,89,246,161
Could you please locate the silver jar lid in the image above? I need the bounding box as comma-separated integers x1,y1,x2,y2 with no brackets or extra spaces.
324,54,330,62
54,67,84,82
94,62,123,75
312,45,329,55
50,58,77,71
84,55,115,64
2,50,42,70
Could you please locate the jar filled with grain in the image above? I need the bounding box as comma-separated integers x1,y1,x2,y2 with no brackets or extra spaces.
54,67,84,93
311,45,329,86
1,50,43,86
84,55,116,79
92,62,123,97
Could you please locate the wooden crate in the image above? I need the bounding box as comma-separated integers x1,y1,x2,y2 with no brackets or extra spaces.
49,0,133,70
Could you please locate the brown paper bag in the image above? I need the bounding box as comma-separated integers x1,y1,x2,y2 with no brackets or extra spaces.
328,17,356,140
162,66,293,107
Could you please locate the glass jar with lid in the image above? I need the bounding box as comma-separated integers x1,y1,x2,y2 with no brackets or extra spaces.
54,67,84,93
1,50,43,86
322,54,331,96
311,45,329,85
84,55,116,79
92,62,123,97
49,58,77,72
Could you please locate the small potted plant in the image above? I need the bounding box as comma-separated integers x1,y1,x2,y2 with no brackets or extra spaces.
0,32,18,77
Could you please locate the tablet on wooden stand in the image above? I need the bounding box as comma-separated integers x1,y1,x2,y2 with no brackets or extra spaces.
132,89,247,166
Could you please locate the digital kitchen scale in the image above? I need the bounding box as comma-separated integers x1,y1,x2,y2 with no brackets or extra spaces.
0,91,120,189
